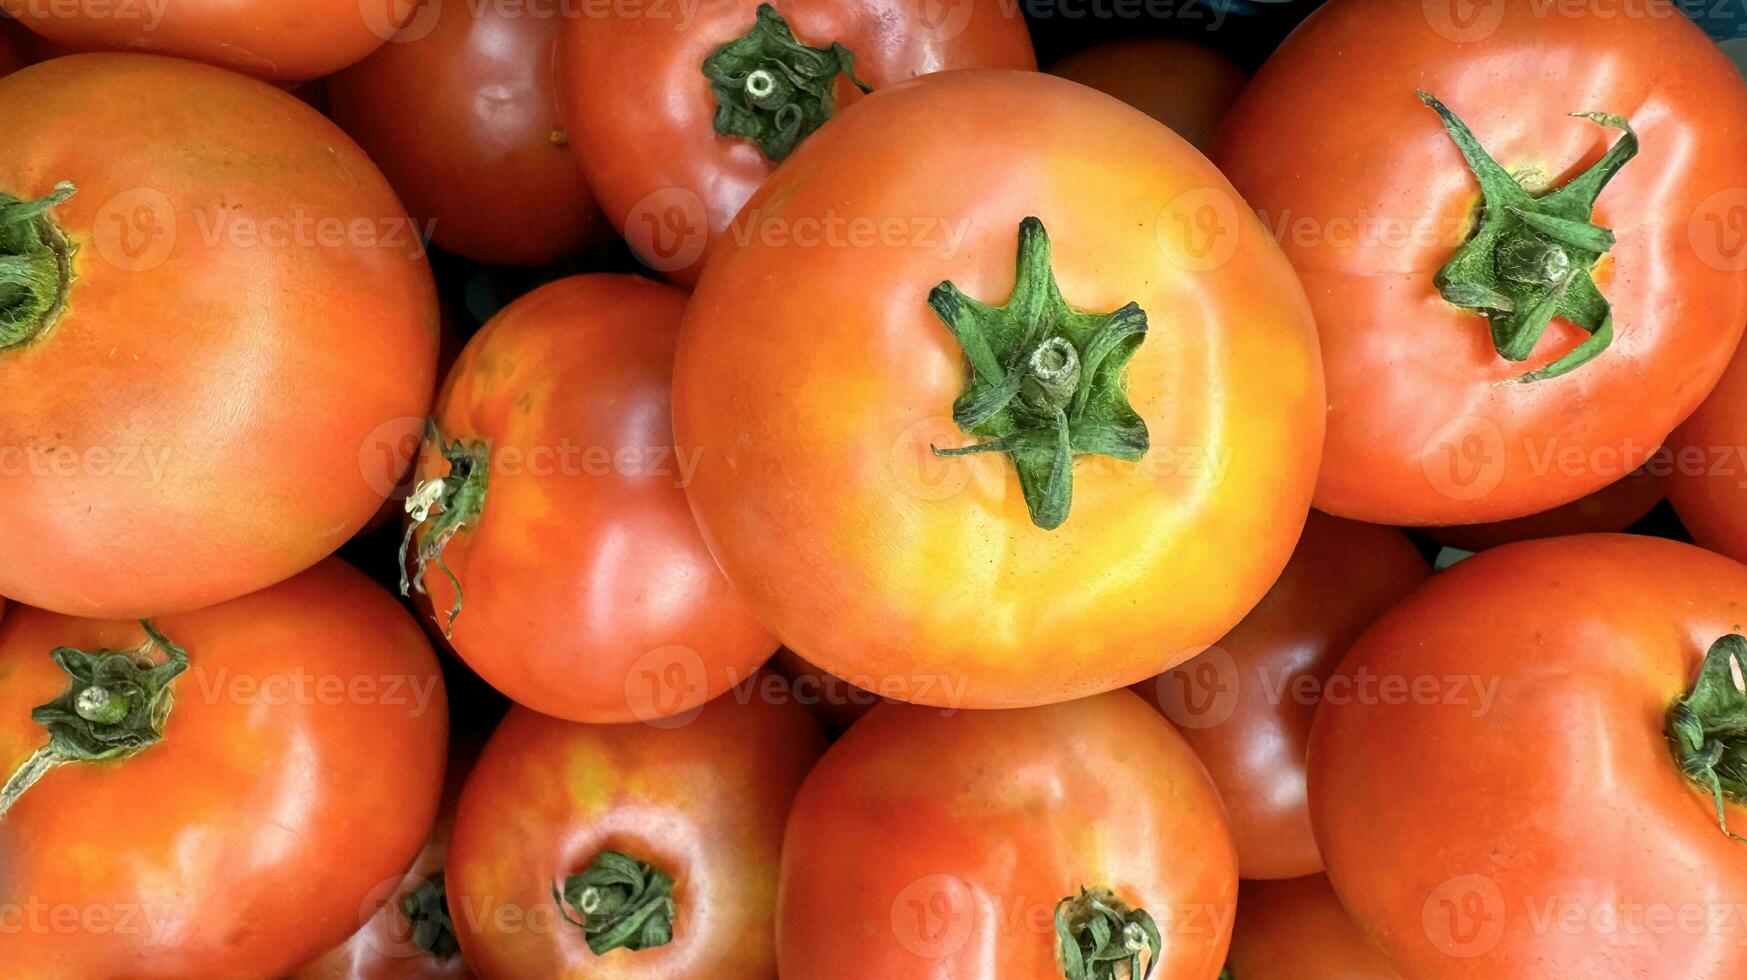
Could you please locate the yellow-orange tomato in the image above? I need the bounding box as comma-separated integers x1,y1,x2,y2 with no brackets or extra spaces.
1225,876,1399,980
447,683,826,979
0,55,439,618
1049,39,1246,151
674,69,1324,708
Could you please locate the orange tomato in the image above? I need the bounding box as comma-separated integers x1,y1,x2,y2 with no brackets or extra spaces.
674,69,1324,708
1215,0,1747,525
779,691,1238,979
1225,876,1399,980
557,0,1035,282
1423,454,1667,552
447,683,826,979
0,55,439,618
402,274,776,722
1048,39,1246,151
1670,337,1747,564
0,559,448,979
327,0,606,265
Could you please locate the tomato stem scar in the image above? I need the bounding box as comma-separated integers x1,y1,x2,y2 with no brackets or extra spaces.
701,4,870,162
1669,633,1747,843
399,418,490,637
1055,885,1161,980
0,180,76,353
554,850,678,956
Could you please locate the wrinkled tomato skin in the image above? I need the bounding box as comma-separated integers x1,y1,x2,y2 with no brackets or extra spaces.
557,0,1035,282
411,274,777,723
0,55,439,619
1309,534,1747,977
1143,513,1427,880
1423,456,1667,552
674,70,1324,709
0,0,402,80
0,559,449,979
1670,340,1747,564
1225,876,1400,980
448,685,826,979
327,1,606,266
779,691,1237,979
1214,0,1747,526
1048,39,1246,152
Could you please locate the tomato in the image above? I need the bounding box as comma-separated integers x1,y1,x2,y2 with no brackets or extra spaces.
556,0,1035,282
1224,876,1399,980
293,737,483,980
447,681,825,979
1047,39,1246,152
327,0,606,266
0,55,439,619
1670,338,1747,564
1423,453,1667,552
1144,512,1427,880
0,0,404,81
780,690,1237,979
1213,0,1747,526
0,558,448,979
401,274,776,722
768,648,886,733
1309,534,1747,976
673,69,1323,708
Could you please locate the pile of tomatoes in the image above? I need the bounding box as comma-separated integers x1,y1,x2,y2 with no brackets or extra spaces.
3,0,1747,977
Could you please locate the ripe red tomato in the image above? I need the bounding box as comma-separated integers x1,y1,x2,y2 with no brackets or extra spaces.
780,691,1237,979
556,0,1035,282
0,558,448,979
1310,534,1747,975
327,0,606,266
1670,339,1747,564
1423,455,1667,552
1225,876,1399,980
1144,512,1427,880
0,0,404,80
674,69,1323,709
0,55,439,618
447,683,826,979
401,274,777,723
1214,0,1747,526
1048,39,1246,152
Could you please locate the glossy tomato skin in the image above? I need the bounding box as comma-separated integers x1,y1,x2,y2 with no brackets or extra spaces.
674,69,1324,709
1225,876,1399,980
448,684,826,979
1214,0,1747,526
0,0,401,80
0,559,449,979
1670,340,1747,563
0,55,439,618
557,0,1035,282
1423,455,1667,552
779,691,1237,979
1310,534,1747,977
1048,39,1246,152
410,274,777,722
1144,513,1427,879
327,0,606,266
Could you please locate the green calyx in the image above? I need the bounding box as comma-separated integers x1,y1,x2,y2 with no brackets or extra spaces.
930,217,1150,530
400,873,461,960
555,851,677,956
702,3,870,162
1668,634,1747,843
399,419,490,637
1056,886,1162,980
0,622,188,822
1420,91,1637,384
0,181,76,352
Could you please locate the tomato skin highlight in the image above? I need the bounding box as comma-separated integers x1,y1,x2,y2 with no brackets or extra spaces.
673,69,1324,709
1144,513,1428,880
407,274,778,723
0,54,440,619
1309,534,1747,977
327,0,607,266
1670,340,1747,564
1213,0,1747,526
556,0,1035,282
447,685,826,979
1225,875,1400,980
1048,39,1246,152
778,690,1237,979
0,559,449,980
